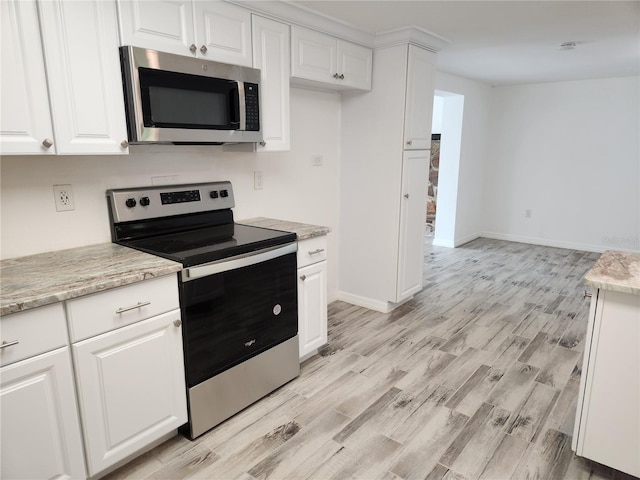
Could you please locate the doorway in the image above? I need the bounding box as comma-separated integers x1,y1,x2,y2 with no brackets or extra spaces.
429,91,464,247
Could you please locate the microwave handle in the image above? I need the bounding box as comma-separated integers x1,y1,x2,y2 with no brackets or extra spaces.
229,85,240,127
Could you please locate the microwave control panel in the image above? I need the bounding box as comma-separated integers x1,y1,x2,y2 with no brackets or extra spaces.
244,83,260,131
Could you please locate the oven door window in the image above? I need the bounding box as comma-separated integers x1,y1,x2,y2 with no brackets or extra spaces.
181,252,297,387
138,67,239,130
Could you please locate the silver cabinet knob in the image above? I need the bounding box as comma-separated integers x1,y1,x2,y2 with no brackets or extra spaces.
404,194,410,199
120,140,129,149
189,44,197,53
300,275,307,281
406,140,413,146
174,319,182,327
200,45,207,54
42,138,54,149
333,73,339,79
339,74,345,80
259,141,266,147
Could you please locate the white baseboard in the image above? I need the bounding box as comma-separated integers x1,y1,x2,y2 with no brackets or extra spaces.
432,237,455,248
335,291,394,313
481,231,608,253
454,232,482,247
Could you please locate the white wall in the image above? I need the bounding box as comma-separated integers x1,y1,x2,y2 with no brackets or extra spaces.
484,76,640,252
434,72,493,246
0,87,342,298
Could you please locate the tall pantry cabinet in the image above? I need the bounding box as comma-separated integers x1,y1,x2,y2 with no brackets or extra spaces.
339,30,445,312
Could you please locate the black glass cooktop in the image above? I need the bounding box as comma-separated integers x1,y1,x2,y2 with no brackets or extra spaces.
122,223,296,267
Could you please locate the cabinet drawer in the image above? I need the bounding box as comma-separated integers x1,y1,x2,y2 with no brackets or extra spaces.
0,303,68,367
297,236,327,268
67,275,179,342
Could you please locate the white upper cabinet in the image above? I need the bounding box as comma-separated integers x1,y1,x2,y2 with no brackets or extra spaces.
0,1,56,155
118,0,252,66
38,0,129,155
404,45,436,150
291,25,372,91
252,15,290,152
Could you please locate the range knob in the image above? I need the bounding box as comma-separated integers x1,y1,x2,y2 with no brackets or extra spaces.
125,198,137,208
139,196,150,207
220,189,229,198
209,191,219,199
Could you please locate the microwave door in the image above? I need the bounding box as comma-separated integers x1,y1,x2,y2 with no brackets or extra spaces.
229,83,240,130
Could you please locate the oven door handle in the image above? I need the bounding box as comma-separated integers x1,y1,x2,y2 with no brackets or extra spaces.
182,243,297,281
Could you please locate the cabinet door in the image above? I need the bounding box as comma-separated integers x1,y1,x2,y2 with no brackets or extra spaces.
38,0,129,154
291,26,337,84
0,0,56,155
1,347,86,480
396,150,429,302
337,40,372,91
117,0,196,56
404,45,436,150
573,289,640,477
252,15,290,152
298,261,328,359
195,1,252,66
73,310,187,476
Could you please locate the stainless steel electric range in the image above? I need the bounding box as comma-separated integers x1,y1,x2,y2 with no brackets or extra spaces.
107,181,300,439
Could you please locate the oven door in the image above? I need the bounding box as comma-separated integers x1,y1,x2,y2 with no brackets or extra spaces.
180,243,298,388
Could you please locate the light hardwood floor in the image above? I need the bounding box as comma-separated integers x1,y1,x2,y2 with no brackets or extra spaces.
104,237,637,480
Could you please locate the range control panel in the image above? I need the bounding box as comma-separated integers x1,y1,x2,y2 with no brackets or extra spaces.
107,181,235,223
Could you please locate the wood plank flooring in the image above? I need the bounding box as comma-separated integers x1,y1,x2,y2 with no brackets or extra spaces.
104,237,637,480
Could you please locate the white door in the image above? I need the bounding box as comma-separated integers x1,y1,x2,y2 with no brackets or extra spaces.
38,0,129,154
0,348,86,480
404,45,436,150
117,0,196,56
298,261,328,358
195,1,252,66
337,40,372,90
0,0,56,155
396,150,429,302
73,310,187,476
252,15,290,152
291,26,337,84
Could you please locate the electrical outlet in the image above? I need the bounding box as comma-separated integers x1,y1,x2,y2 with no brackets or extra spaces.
254,171,264,190
53,184,75,212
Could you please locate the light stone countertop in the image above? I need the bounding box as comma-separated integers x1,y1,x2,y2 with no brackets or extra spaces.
1,243,182,316
584,250,640,296
238,217,331,240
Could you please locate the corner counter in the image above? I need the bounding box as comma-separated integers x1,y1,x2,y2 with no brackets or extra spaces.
573,250,640,477
1,243,182,316
237,217,331,240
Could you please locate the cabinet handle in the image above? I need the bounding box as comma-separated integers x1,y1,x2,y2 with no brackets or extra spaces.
333,73,339,79
259,141,266,147
120,140,129,149
190,44,197,53
406,140,413,146
115,301,151,314
300,275,307,281
42,138,54,149
339,74,345,80
404,194,410,199
308,248,325,255
173,319,182,327
200,45,207,54
0,340,19,349
583,290,592,299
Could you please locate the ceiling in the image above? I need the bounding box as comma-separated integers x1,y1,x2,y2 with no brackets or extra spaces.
289,0,640,86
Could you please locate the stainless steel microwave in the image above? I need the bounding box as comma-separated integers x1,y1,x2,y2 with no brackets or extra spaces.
120,46,262,145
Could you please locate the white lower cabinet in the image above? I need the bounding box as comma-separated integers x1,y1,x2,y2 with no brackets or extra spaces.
297,236,328,359
573,288,640,477
0,305,86,480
